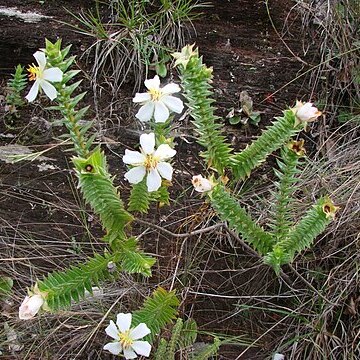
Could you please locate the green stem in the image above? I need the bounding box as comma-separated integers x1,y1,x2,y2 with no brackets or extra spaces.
57,89,89,157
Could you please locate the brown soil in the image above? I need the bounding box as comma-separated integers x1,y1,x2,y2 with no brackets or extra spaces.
0,0,316,359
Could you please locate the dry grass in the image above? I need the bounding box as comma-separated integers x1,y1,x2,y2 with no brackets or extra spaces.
295,0,360,125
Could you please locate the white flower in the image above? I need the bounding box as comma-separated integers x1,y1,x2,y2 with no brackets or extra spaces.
291,100,322,126
103,313,151,359
192,175,214,193
123,133,176,192
19,294,44,320
26,51,63,102
172,43,198,68
133,75,184,123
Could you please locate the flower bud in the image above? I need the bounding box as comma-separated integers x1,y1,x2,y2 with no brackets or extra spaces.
192,175,214,193
19,294,44,320
292,101,322,126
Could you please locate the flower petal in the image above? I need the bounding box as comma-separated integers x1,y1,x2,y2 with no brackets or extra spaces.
105,320,119,340
40,80,58,100
144,75,160,91
19,294,44,320
296,102,321,122
103,342,122,355
43,68,63,82
25,81,40,102
136,102,155,122
140,133,155,155
154,144,176,161
130,323,151,340
162,95,184,114
154,101,170,123
192,175,213,193
133,92,151,103
33,51,46,70
146,169,162,192
123,150,146,165
123,348,137,359
132,341,151,357
116,313,132,332
125,166,146,184
162,83,181,95
156,162,173,181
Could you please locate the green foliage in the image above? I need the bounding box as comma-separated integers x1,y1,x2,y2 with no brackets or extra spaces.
210,184,275,255
230,110,301,180
154,338,169,360
153,317,219,360
0,276,13,297
170,318,198,354
228,90,262,126
73,148,133,244
168,318,184,358
128,179,170,213
45,39,92,157
6,64,27,112
191,337,221,360
264,197,334,274
179,318,198,349
177,44,335,273
269,144,303,240
37,252,117,310
209,164,337,273
149,184,170,206
36,242,155,311
117,237,156,277
132,288,180,342
178,49,232,173
206,137,335,274
128,179,150,213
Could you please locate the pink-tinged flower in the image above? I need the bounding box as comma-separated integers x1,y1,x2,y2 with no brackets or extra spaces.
292,101,322,126
26,51,63,102
103,313,151,359
133,75,184,123
192,175,214,193
19,294,44,320
123,133,176,192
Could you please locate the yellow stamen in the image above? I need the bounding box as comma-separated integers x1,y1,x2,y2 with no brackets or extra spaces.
144,154,158,170
118,330,133,349
27,64,40,82
149,88,162,101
